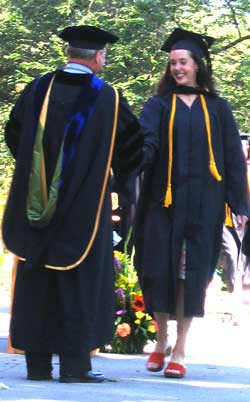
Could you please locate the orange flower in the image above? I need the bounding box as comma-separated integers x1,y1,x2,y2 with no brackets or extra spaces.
132,295,145,312
116,323,131,338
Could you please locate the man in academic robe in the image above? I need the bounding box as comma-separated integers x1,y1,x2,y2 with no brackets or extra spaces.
2,25,143,383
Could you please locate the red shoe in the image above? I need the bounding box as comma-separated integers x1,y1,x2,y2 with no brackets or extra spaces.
164,362,186,378
146,346,172,372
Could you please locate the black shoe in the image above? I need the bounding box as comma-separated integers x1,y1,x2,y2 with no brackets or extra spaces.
59,370,105,383
27,374,53,381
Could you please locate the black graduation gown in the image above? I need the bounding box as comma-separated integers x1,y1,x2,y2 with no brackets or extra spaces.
3,71,143,354
134,93,249,317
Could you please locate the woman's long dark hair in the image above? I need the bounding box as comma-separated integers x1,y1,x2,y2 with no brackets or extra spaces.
156,52,217,96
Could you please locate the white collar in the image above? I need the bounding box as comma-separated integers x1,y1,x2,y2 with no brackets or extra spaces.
63,63,93,74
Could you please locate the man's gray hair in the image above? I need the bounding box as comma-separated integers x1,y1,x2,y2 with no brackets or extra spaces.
67,45,100,59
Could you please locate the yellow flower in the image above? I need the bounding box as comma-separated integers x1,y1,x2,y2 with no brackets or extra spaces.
135,311,145,319
147,325,156,333
134,319,141,325
145,313,153,321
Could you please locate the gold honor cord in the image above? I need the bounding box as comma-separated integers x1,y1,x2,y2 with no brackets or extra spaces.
16,87,119,269
164,93,222,208
164,93,176,207
199,94,222,182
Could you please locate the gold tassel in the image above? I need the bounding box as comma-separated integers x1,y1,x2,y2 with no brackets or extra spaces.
225,203,233,227
163,94,176,208
164,185,172,207
200,94,222,182
209,161,222,182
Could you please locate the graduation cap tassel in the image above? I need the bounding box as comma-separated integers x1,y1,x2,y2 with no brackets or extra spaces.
200,94,222,182
163,94,176,208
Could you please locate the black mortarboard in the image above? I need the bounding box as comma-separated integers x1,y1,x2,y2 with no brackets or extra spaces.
58,25,119,50
161,28,215,58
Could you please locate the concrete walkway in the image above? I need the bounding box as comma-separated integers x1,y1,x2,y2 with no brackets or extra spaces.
1,283,250,401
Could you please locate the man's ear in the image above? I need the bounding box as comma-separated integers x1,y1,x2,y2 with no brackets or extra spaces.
95,51,101,64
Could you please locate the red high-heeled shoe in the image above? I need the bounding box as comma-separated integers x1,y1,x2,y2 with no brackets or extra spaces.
146,346,172,372
164,361,186,378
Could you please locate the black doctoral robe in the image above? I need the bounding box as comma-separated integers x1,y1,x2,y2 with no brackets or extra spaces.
134,93,249,317
3,70,143,354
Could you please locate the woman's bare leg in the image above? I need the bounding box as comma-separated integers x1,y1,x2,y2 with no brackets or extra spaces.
147,312,170,370
170,280,192,364
153,312,170,352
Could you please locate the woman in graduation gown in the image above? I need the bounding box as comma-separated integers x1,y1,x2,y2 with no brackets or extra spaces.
2,25,143,383
134,28,249,378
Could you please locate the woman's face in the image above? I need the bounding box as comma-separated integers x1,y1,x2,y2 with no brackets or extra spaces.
169,49,198,87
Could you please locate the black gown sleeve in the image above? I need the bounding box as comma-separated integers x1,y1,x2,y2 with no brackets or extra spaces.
139,96,161,165
113,91,143,176
5,82,34,159
111,92,143,204
220,99,250,216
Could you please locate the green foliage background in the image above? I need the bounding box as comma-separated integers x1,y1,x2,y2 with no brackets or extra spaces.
0,0,250,201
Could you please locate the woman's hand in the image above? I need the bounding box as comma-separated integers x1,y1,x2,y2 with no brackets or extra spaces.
235,215,248,229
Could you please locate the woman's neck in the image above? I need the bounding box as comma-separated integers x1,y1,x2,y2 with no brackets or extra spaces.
177,93,197,108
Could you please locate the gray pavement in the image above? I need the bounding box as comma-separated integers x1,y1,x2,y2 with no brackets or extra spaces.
1,285,250,401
